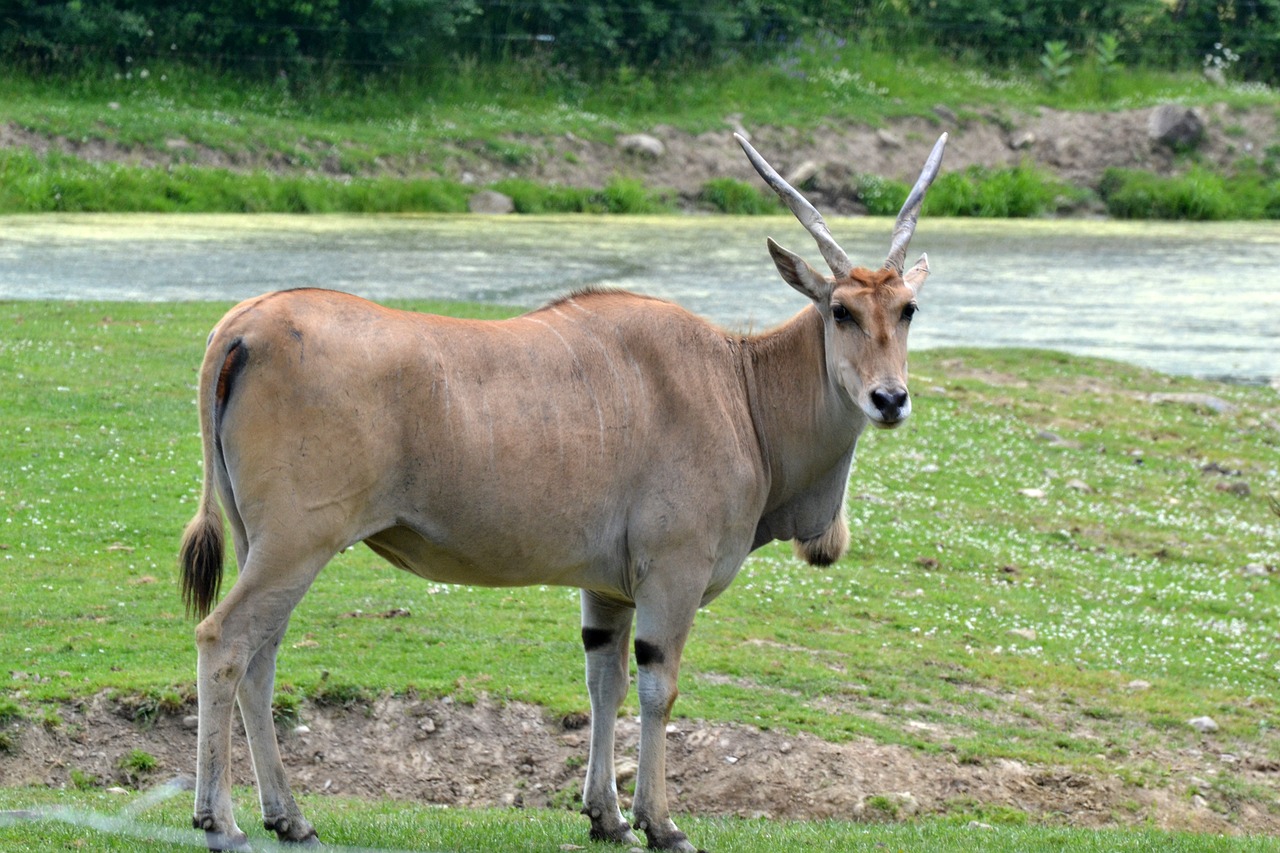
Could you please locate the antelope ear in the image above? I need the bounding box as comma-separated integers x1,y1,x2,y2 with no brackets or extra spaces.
903,253,930,295
767,238,832,302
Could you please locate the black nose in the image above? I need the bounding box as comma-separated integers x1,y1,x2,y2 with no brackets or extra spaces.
870,387,909,418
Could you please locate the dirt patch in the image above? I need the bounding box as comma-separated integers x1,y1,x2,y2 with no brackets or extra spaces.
4,104,1276,211
3,692,1277,835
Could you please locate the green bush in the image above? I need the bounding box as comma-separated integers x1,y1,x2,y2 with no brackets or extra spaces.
1098,167,1280,219
698,178,779,215
919,164,1076,217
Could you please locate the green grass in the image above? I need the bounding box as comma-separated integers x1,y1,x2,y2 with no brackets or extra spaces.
1,44,1278,216
1,300,1279,835
10,46,1270,155
1099,166,1280,220
2,788,1278,852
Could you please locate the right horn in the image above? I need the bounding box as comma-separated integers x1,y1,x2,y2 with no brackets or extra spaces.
884,133,948,275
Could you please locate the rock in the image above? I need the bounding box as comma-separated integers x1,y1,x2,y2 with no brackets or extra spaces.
1148,105,1205,149
614,757,638,782
1242,563,1271,577
1017,488,1047,499
1008,628,1037,642
1036,430,1082,449
932,104,958,124
1126,679,1152,691
467,190,514,214
783,159,821,187
293,724,312,736
1147,392,1237,415
617,133,664,158
182,715,199,729
875,128,903,148
1188,716,1219,734
1009,130,1036,150
1065,478,1094,493
1215,480,1251,497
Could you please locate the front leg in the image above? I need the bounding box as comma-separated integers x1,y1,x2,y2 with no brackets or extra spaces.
631,582,701,853
580,591,640,845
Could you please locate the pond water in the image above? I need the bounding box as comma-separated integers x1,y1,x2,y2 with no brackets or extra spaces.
1,213,1276,384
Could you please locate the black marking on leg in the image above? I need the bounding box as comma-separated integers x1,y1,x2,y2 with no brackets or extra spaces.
581,627,613,652
634,639,665,667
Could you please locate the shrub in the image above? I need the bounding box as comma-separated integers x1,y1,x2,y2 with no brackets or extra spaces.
698,178,779,214
1099,167,1240,219
924,164,1075,217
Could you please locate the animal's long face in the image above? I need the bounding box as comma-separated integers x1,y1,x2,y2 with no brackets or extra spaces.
825,269,919,427
767,240,928,428
736,131,945,428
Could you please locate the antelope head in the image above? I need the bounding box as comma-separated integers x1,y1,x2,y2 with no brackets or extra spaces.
736,132,947,429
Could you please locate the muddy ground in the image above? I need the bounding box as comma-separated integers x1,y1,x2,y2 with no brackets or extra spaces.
3,103,1277,213
2,691,1278,836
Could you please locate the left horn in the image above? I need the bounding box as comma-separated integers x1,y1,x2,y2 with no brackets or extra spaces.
884,132,948,274
734,132,852,278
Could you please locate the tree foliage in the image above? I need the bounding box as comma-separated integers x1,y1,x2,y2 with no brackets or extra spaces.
0,0,1277,84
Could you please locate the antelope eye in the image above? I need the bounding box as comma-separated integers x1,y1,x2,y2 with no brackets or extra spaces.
902,302,918,323
831,303,853,324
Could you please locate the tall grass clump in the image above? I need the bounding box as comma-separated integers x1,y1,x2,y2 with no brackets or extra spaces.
923,164,1080,217
856,164,1075,218
1099,167,1280,219
0,150,475,213
698,178,780,214
492,176,673,214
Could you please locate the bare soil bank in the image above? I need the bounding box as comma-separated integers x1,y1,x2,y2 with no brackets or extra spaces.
4,103,1276,212
3,693,1277,835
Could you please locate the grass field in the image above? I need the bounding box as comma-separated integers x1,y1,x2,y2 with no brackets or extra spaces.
3,788,1279,853
2,298,1279,849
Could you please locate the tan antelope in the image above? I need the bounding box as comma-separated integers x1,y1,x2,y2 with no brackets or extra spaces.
179,131,947,852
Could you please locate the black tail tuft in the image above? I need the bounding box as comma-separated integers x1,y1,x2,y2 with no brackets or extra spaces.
180,516,225,620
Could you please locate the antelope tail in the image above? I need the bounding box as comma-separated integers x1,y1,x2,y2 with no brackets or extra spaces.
179,338,242,620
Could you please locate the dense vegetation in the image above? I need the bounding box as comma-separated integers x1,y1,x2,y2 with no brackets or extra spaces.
1,2,1278,218
4,0,1279,85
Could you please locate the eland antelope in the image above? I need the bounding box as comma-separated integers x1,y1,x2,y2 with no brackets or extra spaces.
179,132,947,851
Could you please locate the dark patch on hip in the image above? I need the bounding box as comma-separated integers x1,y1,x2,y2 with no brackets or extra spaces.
214,338,248,432
634,639,665,667
581,627,613,652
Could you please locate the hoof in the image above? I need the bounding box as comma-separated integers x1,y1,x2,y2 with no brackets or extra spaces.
266,816,320,845
634,818,699,853
583,807,640,846
195,815,249,851
588,823,641,846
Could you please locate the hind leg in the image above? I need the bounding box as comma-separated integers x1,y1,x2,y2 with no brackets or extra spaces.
193,545,329,850
238,622,317,844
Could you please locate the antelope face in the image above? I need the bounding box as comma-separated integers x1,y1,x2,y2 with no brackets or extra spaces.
827,269,919,428
767,241,929,429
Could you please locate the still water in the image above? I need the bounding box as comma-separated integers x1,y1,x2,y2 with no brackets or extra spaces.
1,214,1276,383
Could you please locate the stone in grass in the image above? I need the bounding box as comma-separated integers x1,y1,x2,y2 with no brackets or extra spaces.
468,190,514,215
1187,716,1219,734
617,133,665,158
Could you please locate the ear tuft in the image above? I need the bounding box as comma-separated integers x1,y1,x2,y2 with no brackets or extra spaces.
767,238,832,303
